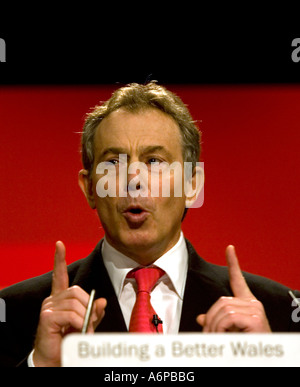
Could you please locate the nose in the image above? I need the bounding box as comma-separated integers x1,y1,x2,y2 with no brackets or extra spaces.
128,172,141,192
127,160,149,197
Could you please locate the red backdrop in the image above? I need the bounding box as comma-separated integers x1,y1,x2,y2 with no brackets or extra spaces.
0,85,299,290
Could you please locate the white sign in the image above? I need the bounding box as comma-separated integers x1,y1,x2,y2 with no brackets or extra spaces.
62,333,300,367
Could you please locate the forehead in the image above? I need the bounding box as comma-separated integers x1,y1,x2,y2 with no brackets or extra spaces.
94,108,183,156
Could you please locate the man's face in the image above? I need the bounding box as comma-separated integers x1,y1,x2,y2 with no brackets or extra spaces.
80,108,188,264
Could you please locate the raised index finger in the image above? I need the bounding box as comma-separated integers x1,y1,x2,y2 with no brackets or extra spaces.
226,245,254,300
51,241,69,295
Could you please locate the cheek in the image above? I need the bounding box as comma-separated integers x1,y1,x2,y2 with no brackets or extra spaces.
149,166,185,198
93,167,119,198
154,194,186,223
94,196,118,225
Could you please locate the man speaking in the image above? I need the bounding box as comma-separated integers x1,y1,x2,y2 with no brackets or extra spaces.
0,82,299,367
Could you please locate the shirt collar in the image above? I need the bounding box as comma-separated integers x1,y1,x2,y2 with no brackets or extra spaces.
102,232,188,300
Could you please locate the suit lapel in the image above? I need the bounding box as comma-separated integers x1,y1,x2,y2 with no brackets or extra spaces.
179,240,232,332
70,241,127,333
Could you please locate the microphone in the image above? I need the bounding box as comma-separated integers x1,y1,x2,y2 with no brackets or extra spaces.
152,314,163,332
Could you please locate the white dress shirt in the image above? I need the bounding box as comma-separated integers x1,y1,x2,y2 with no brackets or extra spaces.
102,231,188,334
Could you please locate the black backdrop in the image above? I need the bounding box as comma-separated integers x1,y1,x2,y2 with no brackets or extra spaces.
1,16,299,85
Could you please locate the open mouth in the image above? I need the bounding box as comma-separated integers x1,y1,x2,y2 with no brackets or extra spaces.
122,206,149,225
128,208,143,214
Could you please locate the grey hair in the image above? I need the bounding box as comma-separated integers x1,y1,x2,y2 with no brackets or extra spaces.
81,82,201,177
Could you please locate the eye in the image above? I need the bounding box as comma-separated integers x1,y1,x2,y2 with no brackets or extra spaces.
147,157,162,164
105,158,119,165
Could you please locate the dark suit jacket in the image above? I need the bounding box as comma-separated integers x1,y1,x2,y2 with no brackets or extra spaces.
0,239,299,367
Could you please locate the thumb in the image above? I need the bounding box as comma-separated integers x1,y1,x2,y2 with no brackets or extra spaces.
226,245,254,300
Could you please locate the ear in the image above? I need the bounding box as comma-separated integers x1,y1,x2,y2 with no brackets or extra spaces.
185,164,205,208
78,169,96,209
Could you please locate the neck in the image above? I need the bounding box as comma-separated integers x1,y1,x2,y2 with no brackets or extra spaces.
105,231,182,266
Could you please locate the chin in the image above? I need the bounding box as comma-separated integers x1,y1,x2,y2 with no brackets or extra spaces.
118,228,162,254
122,229,156,248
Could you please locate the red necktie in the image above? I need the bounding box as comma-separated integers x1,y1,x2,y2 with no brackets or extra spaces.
127,267,165,333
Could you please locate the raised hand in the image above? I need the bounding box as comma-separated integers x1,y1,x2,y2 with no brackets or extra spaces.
33,241,107,367
196,245,271,333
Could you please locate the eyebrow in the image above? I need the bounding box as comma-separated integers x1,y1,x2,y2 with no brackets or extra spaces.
97,147,128,161
96,145,173,161
140,145,172,158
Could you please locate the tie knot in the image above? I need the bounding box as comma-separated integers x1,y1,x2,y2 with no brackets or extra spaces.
128,267,165,293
